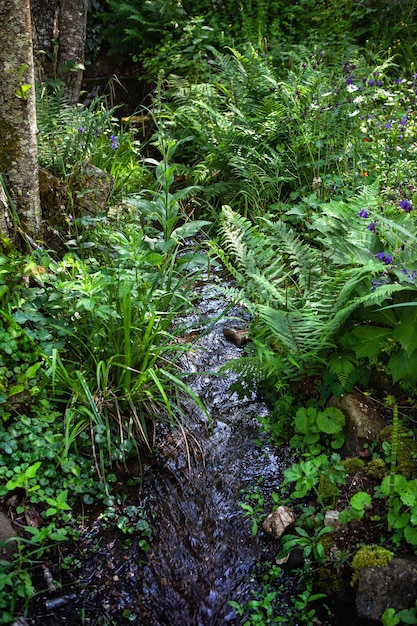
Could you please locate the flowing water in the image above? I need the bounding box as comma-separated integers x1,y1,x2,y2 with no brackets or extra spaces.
136,276,289,624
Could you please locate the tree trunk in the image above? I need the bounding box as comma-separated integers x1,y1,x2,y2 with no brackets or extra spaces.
31,0,58,84
56,0,88,104
0,0,42,238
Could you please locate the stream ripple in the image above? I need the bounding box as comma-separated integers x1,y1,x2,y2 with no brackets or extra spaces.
137,277,289,625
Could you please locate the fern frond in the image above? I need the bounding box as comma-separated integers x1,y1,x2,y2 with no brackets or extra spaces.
328,353,356,387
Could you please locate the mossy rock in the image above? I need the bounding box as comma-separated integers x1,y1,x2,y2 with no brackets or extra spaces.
39,168,69,228
342,457,365,476
365,457,387,482
351,544,394,587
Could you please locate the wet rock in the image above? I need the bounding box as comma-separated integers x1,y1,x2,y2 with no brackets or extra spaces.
262,505,295,539
356,556,417,622
222,327,249,347
328,391,386,457
0,511,16,559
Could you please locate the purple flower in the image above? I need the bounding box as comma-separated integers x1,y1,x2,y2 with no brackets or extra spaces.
399,198,413,212
402,269,417,283
110,134,119,149
345,75,354,85
367,79,375,86
375,80,383,86
396,78,403,84
399,115,408,127
385,120,393,129
375,252,393,265
367,222,378,233
78,126,85,133
371,276,389,291
358,208,369,218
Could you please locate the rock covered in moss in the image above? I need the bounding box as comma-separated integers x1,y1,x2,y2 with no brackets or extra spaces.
365,457,387,482
341,457,365,476
351,544,394,587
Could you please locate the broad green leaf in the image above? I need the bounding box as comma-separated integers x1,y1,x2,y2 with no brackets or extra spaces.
395,608,417,624
379,474,408,496
24,462,41,479
400,480,417,507
404,525,417,546
351,325,392,359
21,361,42,380
294,407,318,434
388,510,410,529
393,308,417,356
8,384,24,397
171,220,211,241
316,407,345,434
388,349,417,384
350,491,372,510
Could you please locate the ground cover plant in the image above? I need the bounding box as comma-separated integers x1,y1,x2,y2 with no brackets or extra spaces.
2,0,417,622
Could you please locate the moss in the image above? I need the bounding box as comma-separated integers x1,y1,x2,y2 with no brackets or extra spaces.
0,118,21,171
377,425,417,479
318,474,340,506
317,565,350,598
350,544,394,587
342,457,365,476
365,457,387,482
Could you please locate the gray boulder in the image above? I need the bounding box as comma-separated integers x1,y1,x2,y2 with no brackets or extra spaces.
356,556,417,622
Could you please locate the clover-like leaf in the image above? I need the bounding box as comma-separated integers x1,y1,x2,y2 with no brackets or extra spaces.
316,407,345,434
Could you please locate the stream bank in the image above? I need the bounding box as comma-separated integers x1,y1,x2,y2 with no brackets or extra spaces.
22,272,367,625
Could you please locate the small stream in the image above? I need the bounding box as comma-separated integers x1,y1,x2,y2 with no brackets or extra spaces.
135,276,289,625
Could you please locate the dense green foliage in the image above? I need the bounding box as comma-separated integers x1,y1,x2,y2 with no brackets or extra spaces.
1,0,417,622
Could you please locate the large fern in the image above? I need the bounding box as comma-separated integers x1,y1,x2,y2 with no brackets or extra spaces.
213,203,398,375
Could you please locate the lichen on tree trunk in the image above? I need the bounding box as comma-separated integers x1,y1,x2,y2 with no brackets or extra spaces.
56,0,88,104
0,0,42,237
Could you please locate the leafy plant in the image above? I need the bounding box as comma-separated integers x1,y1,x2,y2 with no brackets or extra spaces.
36,84,146,198
125,137,210,248
374,474,417,547
339,491,373,524
290,406,346,454
279,524,334,564
238,480,271,537
214,202,387,385
382,602,417,626
283,453,346,507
